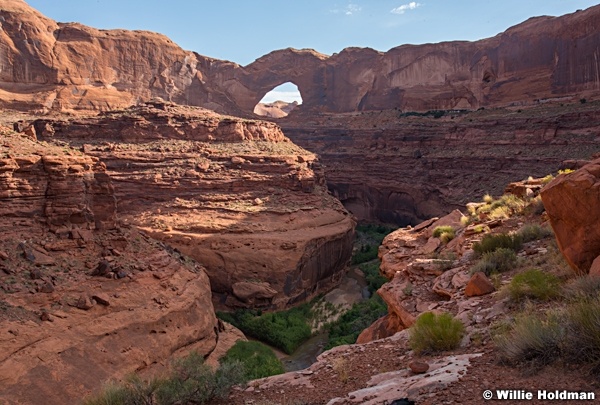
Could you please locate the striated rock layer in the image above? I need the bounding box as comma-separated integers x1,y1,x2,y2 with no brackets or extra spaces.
281,103,600,225
0,127,223,404
31,102,355,309
2,1,600,114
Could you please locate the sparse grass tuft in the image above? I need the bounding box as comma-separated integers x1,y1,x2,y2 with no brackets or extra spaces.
563,275,600,300
433,225,454,238
473,233,522,256
495,295,600,374
471,248,517,276
507,269,561,302
517,224,553,243
433,225,455,244
409,312,465,355
494,311,564,367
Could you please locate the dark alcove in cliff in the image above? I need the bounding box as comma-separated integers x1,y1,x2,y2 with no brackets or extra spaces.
254,82,303,118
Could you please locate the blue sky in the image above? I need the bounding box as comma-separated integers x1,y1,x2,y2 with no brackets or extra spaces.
26,0,600,103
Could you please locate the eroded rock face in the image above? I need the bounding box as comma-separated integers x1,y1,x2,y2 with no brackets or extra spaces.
541,158,600,274
32,103,355,309
281,105,600,224
0,128,222,404
2,1,600,114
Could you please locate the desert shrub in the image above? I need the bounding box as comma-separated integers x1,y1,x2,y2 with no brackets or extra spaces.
460,215,470,226
432,225,454,238
495,312,564,366
326,295,387,349
563,297,600,373
473,233,522,256
507,269,561,302
409,312,465,355
517,224,553,243
489,205,511,220
496,296,600,373
217,306,312,354
471,248,517,276
84,353,245,405
432,225,455,244
156,353,244,404
563,275,600,300
220,341,284,380
483,194,494,204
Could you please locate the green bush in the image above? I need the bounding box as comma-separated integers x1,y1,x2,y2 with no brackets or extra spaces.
563,275,600,300
507,269,561,302
564,297,600,373
217,306,312,354
220,341,284,380
325,295,388,350
473,233,522,256
432,225,454,238
471,248,517,276
517,224,553,243
84,352,245,405
496,296,600,373
409,312,465,355
156,353,244,404
495,312,564,366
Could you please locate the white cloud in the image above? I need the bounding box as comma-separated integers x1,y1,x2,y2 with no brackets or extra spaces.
391,2,421,15
330,3,362,16
345,4,362,15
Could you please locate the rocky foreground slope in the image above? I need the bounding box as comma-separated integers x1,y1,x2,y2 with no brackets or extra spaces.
0,127,227,404
281,102,600,224
223,163,600,405
2,0,600,114
26,101,355,309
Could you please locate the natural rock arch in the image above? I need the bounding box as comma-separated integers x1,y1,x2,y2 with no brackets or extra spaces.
253,82,303,118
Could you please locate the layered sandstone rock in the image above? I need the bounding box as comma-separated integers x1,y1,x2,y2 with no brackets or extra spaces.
0,128,223,404
31,102,355,309
541,158,600,274
282,104,600,224
2,1,600,114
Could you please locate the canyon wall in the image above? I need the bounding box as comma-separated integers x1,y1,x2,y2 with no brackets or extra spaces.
1,0,600,114
32,102,355,308
0,127,223,404
281,104,600,225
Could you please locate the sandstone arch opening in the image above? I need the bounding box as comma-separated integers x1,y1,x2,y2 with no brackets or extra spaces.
254,82,303,118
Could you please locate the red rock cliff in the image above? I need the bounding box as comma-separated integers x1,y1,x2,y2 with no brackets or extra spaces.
0,127,223,404
1,0,600,114
31,102,356,309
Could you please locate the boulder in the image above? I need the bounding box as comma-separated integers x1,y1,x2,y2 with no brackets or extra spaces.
589,256,600,278
541,159,600,274
464,272,495,297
